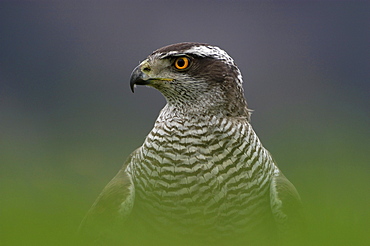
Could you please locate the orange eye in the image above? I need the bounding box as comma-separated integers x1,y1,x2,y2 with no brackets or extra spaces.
174,57,190,70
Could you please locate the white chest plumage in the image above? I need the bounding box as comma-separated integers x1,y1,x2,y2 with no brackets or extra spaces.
126,113,277,236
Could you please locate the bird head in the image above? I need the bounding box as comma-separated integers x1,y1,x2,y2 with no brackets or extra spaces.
130,42,250,119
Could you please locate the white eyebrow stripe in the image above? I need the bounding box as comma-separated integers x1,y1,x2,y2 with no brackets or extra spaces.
184,45,236,67
155,45,236,67
157,52,186,59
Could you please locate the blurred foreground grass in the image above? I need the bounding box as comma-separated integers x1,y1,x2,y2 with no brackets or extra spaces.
1,123,369,246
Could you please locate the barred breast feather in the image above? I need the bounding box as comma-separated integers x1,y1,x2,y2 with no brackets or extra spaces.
125,108,278,242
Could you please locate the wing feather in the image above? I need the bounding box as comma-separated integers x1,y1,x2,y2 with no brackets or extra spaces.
79,150,137,243
270,169,305,243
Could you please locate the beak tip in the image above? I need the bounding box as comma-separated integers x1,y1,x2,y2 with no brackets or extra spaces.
129,65,144,93
130,84,135,93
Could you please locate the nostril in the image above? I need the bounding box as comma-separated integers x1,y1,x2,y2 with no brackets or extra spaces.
142,67,151,72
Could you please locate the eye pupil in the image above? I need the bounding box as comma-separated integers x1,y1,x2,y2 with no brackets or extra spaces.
177,59,185,67
175,57,190,70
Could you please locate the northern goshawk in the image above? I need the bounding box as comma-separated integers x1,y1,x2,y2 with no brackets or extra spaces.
80,42,303,245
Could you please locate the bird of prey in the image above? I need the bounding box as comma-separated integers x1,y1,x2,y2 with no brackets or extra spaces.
80,42,303,246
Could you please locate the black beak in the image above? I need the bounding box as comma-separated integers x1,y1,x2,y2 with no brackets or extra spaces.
129,65,150,93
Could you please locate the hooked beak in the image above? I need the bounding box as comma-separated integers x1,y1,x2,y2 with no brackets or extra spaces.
129,65,150,93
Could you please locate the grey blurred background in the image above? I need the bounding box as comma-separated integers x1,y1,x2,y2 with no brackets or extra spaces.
0,1,369,245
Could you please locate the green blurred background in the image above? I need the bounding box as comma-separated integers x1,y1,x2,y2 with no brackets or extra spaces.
0,1,369,245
